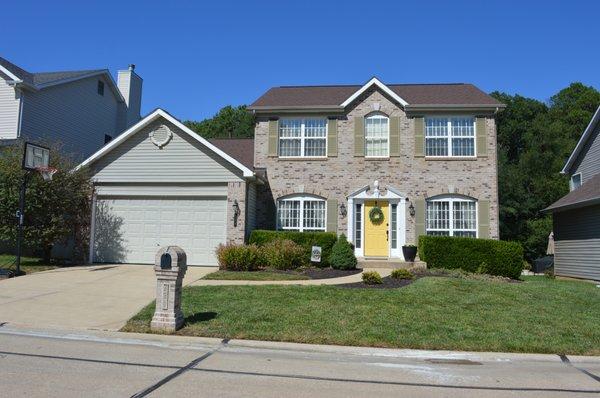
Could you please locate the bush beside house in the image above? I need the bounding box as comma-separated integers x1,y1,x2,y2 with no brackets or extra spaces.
418,236,524,279
215,243,262,271
329,234,357,270
261,239,305,270
249,230,337,267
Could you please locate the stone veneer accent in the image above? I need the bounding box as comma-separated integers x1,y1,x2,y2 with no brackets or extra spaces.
253,87,500,243
227,181,247,244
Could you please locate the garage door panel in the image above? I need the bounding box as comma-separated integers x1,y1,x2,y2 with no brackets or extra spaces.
93,197,226,265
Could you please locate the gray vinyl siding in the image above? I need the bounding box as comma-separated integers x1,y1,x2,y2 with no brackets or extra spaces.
570,120,600,184
0,77,20,139
552,204,600,281
246,182,257,237
91,120,244,183
20,75,121,160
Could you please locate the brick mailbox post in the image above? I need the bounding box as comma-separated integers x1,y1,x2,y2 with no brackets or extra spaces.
151,246,187,332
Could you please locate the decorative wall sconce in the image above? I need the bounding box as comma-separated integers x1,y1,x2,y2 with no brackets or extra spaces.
232,200,241,227
408,202,416,217
339,203,347,218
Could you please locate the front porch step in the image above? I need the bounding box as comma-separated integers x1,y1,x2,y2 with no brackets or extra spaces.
358,258,427,269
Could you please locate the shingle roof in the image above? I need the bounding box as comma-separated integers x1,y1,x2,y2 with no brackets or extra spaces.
0,56,106,87
249,82,503,109
209,138,254,170
544,173,600,212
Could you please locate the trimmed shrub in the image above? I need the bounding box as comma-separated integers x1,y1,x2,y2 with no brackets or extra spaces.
249,230,337,267
215,243,262,271
329,234,357,270
261,239,306,270
362,271,383,285
391,268,414,280
418,236,524,279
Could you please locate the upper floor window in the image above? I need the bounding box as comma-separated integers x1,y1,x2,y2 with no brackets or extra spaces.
279,118,327,157
97,80,105,96
365,113,389,157
425,117,475,157
426,196,477,237
570,173,582,191
277,194,326,232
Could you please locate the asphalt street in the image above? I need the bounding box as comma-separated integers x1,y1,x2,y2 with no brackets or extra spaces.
0,327,599,397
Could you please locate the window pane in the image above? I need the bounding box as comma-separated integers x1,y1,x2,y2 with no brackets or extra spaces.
278,200,300,229
304,138,326,157
451,117,475,156
391,204,397,249
279,139,301,157
303,200,325,231
304,119,326,138
453,201,476,231
279,119,301,137
426,138,448,156
355,204,362,248
426,117,448,137
426,201,450,234
365,115,389,156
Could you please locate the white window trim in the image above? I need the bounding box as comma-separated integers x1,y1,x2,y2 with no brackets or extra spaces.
426,196,478,237
364,113,390,158
278,118,328,159
277,194,327,232
570,172,582,191
425,116,477,158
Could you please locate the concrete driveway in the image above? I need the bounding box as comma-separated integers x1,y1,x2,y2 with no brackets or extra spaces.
0,265,214,330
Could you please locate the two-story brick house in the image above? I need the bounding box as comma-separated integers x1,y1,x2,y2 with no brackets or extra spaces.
79,78,504,265
249,78,504,259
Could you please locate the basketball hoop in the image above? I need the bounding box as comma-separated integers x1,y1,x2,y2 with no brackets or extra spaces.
35,166,58,182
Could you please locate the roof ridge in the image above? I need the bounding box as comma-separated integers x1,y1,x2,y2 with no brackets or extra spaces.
33,68,106,75
277,82,468,88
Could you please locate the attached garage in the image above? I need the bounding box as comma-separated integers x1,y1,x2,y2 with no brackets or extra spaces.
77,109,256,266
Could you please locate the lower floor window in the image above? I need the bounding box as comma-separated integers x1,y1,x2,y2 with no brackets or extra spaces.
426,197,477,237
277,195,326,232
354,203,362,248
391,204,397,248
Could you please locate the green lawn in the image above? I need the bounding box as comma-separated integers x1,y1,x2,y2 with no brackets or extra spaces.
202,270,309,281
0,254,61,275
122,276,600,355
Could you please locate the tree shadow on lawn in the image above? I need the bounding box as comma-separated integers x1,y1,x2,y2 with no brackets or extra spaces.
184,311,217,326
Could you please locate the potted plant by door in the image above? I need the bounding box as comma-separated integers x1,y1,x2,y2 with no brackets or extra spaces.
402,244,417,262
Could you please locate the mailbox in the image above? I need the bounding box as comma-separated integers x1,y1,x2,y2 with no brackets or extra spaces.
151,246,187,332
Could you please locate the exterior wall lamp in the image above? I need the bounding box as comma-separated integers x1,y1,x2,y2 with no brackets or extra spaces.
408,202,416,217
339,203,347,218
232,199,241,227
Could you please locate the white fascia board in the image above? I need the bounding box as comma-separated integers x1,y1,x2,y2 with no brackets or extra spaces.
340,77,409,108
75,109,255,178
0,64,21,81
562,105,600,174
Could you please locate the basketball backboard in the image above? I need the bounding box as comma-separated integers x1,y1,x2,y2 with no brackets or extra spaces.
22,142,50,171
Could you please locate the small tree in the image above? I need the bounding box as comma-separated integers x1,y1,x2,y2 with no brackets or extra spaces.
329,234,357,270
0,143,93,262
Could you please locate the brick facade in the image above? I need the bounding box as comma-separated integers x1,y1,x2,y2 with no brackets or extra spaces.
253,87,500,244
226,181,247,244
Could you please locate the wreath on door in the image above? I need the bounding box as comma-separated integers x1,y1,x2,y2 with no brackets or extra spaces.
369,206,385,224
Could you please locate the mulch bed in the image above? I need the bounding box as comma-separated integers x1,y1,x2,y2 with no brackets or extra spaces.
274,267,362,280
337,276,416,289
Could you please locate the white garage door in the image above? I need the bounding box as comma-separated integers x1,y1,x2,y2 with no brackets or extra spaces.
93,197,226,266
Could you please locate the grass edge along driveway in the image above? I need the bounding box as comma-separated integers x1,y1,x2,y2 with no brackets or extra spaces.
122,276,600,356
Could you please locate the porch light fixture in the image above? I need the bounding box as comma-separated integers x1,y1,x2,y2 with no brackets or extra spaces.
339,203,347,218
232,200,241,227
408,202,415,217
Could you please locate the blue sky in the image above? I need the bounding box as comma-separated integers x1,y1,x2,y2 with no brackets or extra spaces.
2,1,598,120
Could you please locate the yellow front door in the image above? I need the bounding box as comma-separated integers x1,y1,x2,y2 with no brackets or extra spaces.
364,200,389,257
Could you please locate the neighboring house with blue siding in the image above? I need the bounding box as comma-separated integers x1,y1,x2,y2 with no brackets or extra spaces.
0,56,142,159
545,105,600,281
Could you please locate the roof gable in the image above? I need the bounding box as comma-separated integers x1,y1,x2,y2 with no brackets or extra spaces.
562,105,600,174
340,77,408,108
76,109,254,178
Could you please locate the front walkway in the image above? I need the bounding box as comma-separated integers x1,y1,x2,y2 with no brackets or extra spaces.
0,265,385,331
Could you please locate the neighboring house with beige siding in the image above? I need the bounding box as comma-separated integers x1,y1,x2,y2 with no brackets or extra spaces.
0,56,142,159
545,105,600,281
248,77,504,260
